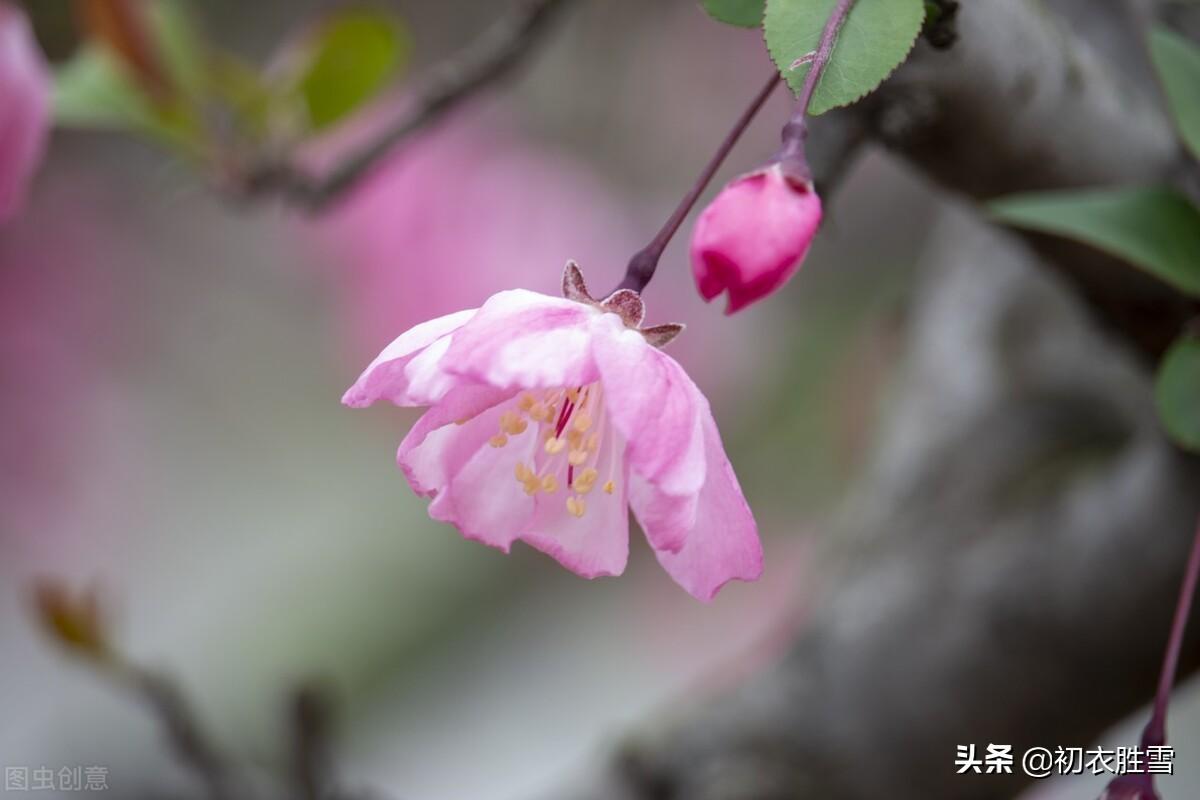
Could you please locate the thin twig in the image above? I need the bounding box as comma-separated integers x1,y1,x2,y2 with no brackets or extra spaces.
1144,515,1200,747
616,73,782,294
246,0,573,211
777,0,854,177
108,662,238,800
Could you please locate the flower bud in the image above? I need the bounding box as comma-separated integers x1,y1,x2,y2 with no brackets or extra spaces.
690,162,822,314
1099,774,1160,800
0,2,51,222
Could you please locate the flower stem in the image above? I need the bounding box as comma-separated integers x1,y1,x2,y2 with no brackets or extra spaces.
778,0,855,182
1142,515,1200,749
616,72,781,294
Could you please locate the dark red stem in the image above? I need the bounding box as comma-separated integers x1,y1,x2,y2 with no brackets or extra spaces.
778,0,854,182
616,73,781,294
1142,515,1200,748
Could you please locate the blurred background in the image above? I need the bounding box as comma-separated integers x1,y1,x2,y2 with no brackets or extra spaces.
1,1,1196,798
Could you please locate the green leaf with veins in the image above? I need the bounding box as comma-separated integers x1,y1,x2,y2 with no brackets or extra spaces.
764,0,925,114
990,187,1200,297
701,0,765,28
1156,334,1200,452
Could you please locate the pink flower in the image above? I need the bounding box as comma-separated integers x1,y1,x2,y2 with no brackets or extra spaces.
0,2,51,222
343,263,762,601
690,163,822,314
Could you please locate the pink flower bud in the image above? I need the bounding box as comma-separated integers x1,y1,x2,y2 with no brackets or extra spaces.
690,163,822,314
0,2,51,222
1100,774,1160,800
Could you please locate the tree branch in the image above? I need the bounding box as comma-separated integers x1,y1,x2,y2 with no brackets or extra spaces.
554,2,1200,797
243,0,574,211
857,0,1194,358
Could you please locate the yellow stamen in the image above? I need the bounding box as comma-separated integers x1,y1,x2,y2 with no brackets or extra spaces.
586,432,601,452
489,434,508,448
566,495,586,518
567,429,583,449
566,388,580,403
540,474,558,493
518,393,536,411
568,449,588,466
603,480,615,495
523,479,540,496
544,436,566,455
572,412,592,432
500,411,527,435
514,462,532,482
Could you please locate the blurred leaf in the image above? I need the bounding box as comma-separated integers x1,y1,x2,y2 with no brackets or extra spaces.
53,45,204,152
990,187,1200,297
765,0,925,114
76,0,172,100
146,0,208,99
54,44,157,129
1149,26,1200,161
701,0,765,28
32,580,110,658
209,54,277,139
1156,334,1200,451
296,7,409,132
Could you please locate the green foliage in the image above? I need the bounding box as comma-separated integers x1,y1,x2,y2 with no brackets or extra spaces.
764,0,925,114
1156,334,1200,452
701,0,765,28
1148,26,1200,161
294,8,409,132
53,45,203,152
989,187,1200,297
52,1,207,154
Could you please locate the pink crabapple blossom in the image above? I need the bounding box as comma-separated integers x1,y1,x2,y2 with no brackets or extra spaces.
0,1,50,222
343,262,763,601
690,162,822,314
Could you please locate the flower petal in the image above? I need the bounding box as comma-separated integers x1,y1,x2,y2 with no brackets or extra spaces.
592,314,705,551
517,432,630,579
342,308,476,408
444,289,598,390
652,408,762,601
398,385,518,496
423,405,540,552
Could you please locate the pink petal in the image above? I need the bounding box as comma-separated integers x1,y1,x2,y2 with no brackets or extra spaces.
423,406,540,552
653,407,762,601
591,313,705,552
0,5,50,222
342,308,476,408
690,165,822,314
444,289,598,390
518,431,630,579
398,384,517,496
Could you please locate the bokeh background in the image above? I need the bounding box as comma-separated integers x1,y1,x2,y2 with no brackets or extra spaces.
1,1,1196,798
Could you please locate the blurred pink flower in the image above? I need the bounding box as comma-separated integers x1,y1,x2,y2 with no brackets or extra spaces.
344,263,762,601
313,112,637,359
0,1,51,222
691,163,822,314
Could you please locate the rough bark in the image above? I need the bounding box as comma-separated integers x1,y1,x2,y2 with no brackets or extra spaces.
860,0,1194,359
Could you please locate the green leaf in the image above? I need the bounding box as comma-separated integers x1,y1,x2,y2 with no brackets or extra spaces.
54,45,157,130
53,45,204,153
1148,27,1200,162
989,187,1200,297
701,0,765,28
1155,334,1200,452
296,8,409,132
764,0,925,114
